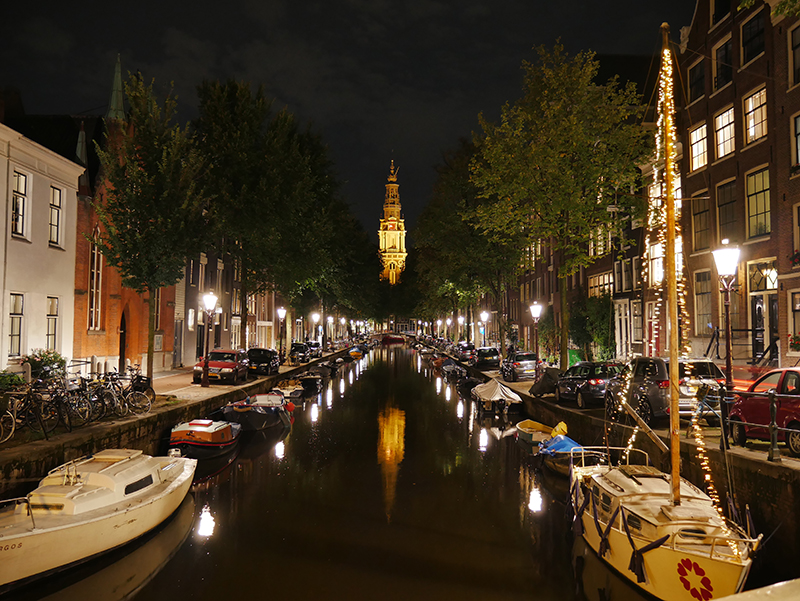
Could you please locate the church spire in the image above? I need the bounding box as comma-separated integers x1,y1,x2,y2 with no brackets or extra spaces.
106,54,125,121
378,160,407,285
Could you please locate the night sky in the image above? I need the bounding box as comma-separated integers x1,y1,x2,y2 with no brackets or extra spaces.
1,1,697,243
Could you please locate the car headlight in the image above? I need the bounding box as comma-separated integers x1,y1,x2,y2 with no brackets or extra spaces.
193,366,202,372
221,368,233,373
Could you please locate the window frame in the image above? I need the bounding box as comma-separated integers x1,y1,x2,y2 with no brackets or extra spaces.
88,229,103,331
49,186,62,246
694,270,713,336
744,87,767,145
688,59,705,104
689,123,708,171
692,192,711,252
746,167,771,239
9,293,23,357
713,35,733,91
714,106,735,160
11,171,28,238
791,23,800,88
46,296,58,351
741,10,766,67
717,179,738,243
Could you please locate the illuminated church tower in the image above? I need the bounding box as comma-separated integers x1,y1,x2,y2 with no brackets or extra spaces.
378,160,407,285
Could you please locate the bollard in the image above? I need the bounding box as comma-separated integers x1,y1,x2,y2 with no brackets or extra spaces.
768,389,782,463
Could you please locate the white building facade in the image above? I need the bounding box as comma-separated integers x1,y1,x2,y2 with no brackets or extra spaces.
0,123,82,369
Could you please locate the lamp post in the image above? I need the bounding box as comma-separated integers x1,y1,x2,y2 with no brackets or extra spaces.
446,317,452,341
480,311,489,346
311,312,320,342
437,319,442,338
277,307,286,361
457,315,464,341
529,303,542,379
201,292,219,388
713,241,740,451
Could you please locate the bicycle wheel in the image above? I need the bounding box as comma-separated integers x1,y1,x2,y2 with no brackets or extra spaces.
57,399,72,433
26,398,59,434
104,390,127,417
0,410,14,443
126,391,151,415
66,393,92,428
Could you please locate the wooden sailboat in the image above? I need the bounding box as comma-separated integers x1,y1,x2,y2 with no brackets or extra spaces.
568,24,761,600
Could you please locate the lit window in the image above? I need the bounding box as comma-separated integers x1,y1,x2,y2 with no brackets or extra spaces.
715,108,735,158
746,168,770,238
89,229,102,330
690,124,708,170
649,243,664,286
744,88,767,144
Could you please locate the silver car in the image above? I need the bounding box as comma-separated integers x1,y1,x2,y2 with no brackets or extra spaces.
604,357,725,426
500,351,538,382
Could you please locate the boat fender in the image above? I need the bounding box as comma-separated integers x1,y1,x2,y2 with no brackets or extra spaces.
620,510,669,583
286,401,295,412
591,492,619,558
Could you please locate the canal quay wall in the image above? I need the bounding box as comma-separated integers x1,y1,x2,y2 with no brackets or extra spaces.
0,350,351,496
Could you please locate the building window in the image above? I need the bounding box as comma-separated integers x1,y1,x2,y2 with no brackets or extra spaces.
746,168,770,238
792,293,800,344
794,115,800,168
693,195,710,251
89,233,103,330
12,172,26,237
711,0,729,25
715,107,735,159
9,293,23,357
632,301,643,341
649,243,664,286
689,124,708,171
588,272,612,297
717,180,738,243
49,187,62,245
154,288,161,331
749,261,778,292
714,38,733,90
688,61,705,103
742,11,765,65
744,88,767,144
695,272,713,336
46,297,58,351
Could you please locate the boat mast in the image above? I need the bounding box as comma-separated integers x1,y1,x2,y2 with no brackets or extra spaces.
661,23,681,506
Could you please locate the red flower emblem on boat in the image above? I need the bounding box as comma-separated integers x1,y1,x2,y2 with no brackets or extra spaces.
678,558,714,600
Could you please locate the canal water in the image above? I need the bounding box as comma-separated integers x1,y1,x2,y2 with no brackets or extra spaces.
16,345,657,601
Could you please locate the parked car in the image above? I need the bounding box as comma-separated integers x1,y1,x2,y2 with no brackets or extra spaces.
500,351,538,382
469,347,500,370
604,357,724,426
307,340,323,358
247,348,280,376
455,342,476,362
729,368,800,456
192,349,249,384
289,342,311,364
554,361,622,408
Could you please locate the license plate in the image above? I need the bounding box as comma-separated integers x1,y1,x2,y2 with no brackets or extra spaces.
524,369,534,373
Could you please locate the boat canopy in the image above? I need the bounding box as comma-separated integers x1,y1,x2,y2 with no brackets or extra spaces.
471,380,522,404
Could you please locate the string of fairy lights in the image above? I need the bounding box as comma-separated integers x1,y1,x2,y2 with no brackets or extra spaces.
608,44,737,539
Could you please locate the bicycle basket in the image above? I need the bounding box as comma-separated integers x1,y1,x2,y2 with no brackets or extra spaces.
133,375,152,392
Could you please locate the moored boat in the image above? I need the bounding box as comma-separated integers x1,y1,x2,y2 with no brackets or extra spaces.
168,419,242,460
515,419,565,445
537,433,583,476
349,346,364,360
0,449,196,591
222,391,294,431
569,446,761,600
470,379,522,413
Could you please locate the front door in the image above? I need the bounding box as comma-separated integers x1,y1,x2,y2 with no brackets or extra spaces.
614,300,630,360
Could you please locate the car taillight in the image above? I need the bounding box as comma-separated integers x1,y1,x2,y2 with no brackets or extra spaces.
513,362,521,367
716,378,726,387
656,379,670,389
588,378,604,386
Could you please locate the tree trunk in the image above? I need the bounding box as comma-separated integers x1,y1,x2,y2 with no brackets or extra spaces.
240,257,248,350
559,274,569,369
146,287,156,379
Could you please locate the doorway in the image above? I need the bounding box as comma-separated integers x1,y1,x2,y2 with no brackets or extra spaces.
119,313,127,370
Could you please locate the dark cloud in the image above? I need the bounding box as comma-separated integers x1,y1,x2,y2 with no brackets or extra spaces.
1,1,697,241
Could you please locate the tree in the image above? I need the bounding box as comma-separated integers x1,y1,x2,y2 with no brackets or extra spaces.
471,44,651,367
95,74,208,378
415,139,524,347
739,0,800,16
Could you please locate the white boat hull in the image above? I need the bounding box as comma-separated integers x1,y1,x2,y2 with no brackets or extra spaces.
0,455,196,589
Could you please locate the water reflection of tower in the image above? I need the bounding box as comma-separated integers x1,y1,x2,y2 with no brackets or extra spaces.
378,401,405,523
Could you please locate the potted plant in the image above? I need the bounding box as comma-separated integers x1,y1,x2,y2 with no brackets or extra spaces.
789,333,800,352
19,349,67,379
791,250,800,268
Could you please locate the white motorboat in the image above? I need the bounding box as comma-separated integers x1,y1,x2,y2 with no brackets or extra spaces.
569,447,760,600
0,449,196,590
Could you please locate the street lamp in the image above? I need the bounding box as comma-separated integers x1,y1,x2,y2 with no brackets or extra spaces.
201,292,219,388
277,307,286,361
437,319,442,337
457,316,464,341
311,312,320,342
446,317,452,340
530,303,542,379
480,311,489,346
713,240,740,451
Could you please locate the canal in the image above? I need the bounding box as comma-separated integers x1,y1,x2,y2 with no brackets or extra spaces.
14,344,769,600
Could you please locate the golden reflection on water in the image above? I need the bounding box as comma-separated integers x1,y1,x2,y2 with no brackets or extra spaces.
377,404,406,523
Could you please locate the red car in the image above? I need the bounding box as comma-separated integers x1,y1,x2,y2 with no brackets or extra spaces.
729,367,800,456
193,349,249,384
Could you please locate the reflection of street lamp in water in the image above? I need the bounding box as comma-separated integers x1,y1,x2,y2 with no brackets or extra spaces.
201,292,219,388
